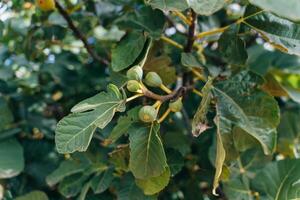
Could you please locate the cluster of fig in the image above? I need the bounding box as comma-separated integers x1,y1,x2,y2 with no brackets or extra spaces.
126,65,182,123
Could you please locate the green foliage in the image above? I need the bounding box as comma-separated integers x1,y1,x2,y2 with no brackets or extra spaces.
55,85,126,153
0,139,24,179
1,0,300,199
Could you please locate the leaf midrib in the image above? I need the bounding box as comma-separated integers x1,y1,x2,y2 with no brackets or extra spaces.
144,123,154,176
72,101,121,112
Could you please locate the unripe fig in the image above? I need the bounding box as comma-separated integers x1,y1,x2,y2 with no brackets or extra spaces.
139,105,157,123
144,72,162,87
169,98,183,112
127,65,143,81
36,0,55,11
127,80,140,92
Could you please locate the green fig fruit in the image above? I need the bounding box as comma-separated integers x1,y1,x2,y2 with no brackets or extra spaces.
127,80,141,92
169,98,183,112
126,65,143,81
144,72,162,87
139,105,157,123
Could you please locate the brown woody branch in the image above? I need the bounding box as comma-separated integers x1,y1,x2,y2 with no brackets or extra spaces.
54,1,109,65
141,85,193,102
184,9,197,52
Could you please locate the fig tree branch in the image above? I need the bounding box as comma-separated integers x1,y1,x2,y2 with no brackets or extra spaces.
141,85,193,102
184,9,197,52
54,0,109,65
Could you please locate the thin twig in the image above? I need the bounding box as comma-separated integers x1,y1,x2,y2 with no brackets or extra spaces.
54,0,109,65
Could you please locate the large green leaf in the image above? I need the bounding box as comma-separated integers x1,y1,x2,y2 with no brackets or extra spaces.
192,78,213,136
219,25,248,66
129,122,167,179
0,138,24,179
247,45,300,76
116,6,165,39
249,0,300,21
244,7,300,56
212,71,280,155
46,159,90,187
111,32,147,72
136,167,170,195
145,0,188,11
189,0,227,16
252,159,300,200
15,191,48,200
55,85,126,154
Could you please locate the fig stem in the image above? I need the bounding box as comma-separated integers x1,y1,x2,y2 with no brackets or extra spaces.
160,36,184,50
171,11,192,26
158,108,171,123
126,94,144,103
193,89,203,97
160,84,172,94
153,101,162,109
191,68,206,82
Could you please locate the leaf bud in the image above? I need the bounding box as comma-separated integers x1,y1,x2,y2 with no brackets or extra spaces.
139,105,157,123
169,98,183,112
144,72,162,87
126,65,143,81
127,80,141,92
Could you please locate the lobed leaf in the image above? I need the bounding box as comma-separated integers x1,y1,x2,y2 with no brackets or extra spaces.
55,85,126,154
212,71,280,155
